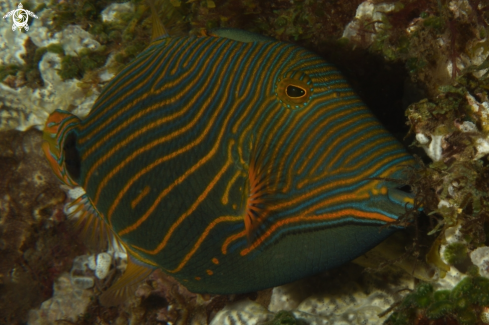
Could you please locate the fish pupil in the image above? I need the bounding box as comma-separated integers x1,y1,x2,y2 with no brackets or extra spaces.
63,132,81,181
286,85,305,98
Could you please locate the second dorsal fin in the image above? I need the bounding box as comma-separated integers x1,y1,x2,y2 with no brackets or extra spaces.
147,0,169,40
209,28,275,43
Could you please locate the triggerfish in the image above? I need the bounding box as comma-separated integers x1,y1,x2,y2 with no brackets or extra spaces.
42,1,416,306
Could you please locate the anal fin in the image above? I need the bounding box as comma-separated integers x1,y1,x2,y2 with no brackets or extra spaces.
99,257,154,306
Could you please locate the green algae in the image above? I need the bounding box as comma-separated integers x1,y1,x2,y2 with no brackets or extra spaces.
46,43,64,55
387,276,489,325
264,311,307,325
413,283,434,308
59,55,82,81
0,64,21,83
444,242,468,265
57,47,108,81
425,300,453,319
433,289,450,301
0,38,46,89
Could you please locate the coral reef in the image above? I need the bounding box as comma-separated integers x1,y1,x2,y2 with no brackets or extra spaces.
2,0,489,324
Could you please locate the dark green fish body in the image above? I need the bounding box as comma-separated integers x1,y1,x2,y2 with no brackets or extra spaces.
43,31,415,300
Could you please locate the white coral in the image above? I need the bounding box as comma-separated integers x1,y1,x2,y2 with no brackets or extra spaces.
470,247,489,278
210,300,273,325
416,133,444,162
342,1,399,46
101,2,135,23
27,273,92,325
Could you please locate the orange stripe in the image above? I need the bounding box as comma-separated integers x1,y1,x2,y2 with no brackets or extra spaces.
321,128,385,173
237,125,252,166
93,42,240,207
222,170,243,205
282,103,364,191
84,53,227,187
342,137,394,166
81,38,203,133
115,127,238,234
231,45,294,134
167,215,243,273
104,42,249,223
306,120,379,176
82,39,234,165
296,113,372,175
240,208,394,256
81,38,219,146
269,95,335,190
305,143,402,186
124,244,159,267
274,152,407,211
79,38,179,134
131,142,235,255
130,186,150,209
220,191,368,254
222,230,247,255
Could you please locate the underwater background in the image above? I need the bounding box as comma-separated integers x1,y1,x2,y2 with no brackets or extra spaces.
1,0,489,324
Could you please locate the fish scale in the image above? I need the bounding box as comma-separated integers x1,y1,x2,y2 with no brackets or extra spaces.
42,14,416,305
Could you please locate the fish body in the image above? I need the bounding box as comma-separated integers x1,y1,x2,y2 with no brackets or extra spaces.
43,30,415,300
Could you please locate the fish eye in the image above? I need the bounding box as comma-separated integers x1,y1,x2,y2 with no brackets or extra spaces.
275,70,312,109
286,85,306,98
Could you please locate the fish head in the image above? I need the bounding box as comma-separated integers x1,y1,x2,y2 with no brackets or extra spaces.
242,45,415,242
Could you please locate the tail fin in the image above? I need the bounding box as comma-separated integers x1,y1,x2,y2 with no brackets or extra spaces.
42,109,81,187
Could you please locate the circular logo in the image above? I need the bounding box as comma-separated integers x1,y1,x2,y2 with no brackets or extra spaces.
3,3,38,32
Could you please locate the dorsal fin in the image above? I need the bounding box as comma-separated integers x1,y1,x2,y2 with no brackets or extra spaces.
147,0,168,40
208,28,275,43
99,256,154,306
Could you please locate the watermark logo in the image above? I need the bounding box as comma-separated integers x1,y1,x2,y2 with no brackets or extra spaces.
3,3,38,32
